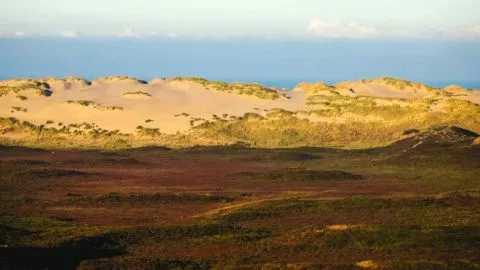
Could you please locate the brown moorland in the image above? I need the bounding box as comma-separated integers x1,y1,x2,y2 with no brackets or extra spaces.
1,126,479,269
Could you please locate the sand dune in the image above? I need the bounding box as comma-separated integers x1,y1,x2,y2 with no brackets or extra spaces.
0,76,478,136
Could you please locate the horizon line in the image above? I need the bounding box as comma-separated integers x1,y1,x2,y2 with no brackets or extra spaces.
1,75,479,90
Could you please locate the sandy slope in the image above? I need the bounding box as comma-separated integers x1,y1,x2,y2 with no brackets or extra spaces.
0,78,306,134
0,77,478,134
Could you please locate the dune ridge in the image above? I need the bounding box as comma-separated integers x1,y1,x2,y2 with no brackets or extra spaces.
0,76,479,149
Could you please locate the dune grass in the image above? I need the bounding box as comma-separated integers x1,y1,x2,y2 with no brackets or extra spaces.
122,91,151,97
66,100,123,111
172,77,284,100
193,97,480,148
0,84,50,97
1,85,479,149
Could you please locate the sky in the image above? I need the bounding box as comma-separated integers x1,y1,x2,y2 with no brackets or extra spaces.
0,0,479,88
1,0,480,39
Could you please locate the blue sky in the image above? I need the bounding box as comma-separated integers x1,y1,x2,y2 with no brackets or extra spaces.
1,0,479,39
0,1,479,88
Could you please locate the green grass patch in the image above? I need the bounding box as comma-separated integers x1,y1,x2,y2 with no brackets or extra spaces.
231,168,363,183
62,221,271,250
321,225,479,253
222,199,319,223
73,192,235,205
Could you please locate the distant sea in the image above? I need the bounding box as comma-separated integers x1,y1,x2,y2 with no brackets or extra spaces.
0,75,479,91
242,79,480,90
1,38,480,90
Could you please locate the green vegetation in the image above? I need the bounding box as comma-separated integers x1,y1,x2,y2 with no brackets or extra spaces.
1,78,479,149
67,100,93,106
73,192,234,205
295,82,340,96
0,167,92,186
79,258,211,270
191,97,480,148
188,116,207,127
66,100,123,111
3,192,477,268
174,113,190,117
11,106,27,113
94,76,147,84
122,91,151,97
17,169,90,178
0,117,134,149
220,199,319,223
136,126,160,137
172,77,284,100
370,77,441,91
231,168,363,183
0,83,50,97
0,141,478,268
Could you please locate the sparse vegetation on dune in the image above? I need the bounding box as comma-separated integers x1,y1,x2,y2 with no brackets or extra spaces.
1,94,479,149
0,117,133,149
92,76,147,85
136,126,160,137
294,81,340,96
0,84,51,97
171,77,285,100
11,106,27,113
66,100,123,111
0,116,202,149
367,77,441,91
296,77,449,98
122,91,152,97
0,76,479,149
190,96,480,148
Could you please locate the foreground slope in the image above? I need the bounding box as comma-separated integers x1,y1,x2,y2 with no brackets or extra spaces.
0,76,479,149
1,129,479,269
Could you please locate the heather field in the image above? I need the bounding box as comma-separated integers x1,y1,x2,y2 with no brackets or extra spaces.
1,126,479,269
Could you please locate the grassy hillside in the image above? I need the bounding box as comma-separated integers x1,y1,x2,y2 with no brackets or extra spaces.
1,95,479,149
192,97,480,148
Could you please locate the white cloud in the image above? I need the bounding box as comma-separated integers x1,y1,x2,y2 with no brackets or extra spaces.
61,30,78,38
145,31,159,37
165,32,179,39
307,19,377,38
442,24,480,39
118,28,180,39
121,28,136,37
14,31,27,37
467,24,480,33
346,22,377,35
